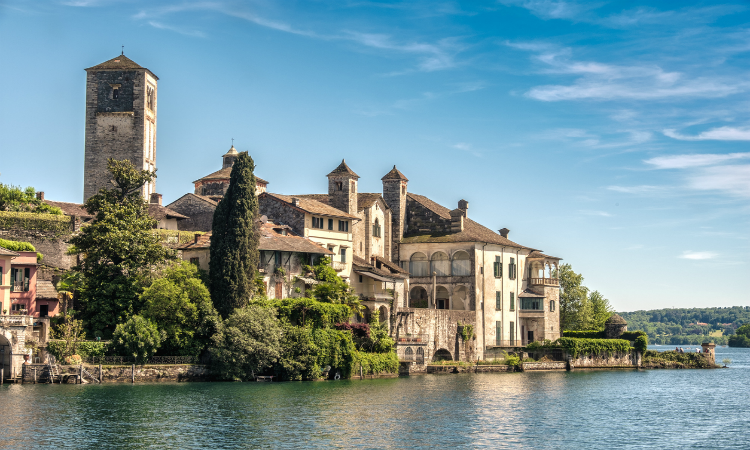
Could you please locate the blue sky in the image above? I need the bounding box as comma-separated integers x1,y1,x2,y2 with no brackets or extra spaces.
1,0,748,311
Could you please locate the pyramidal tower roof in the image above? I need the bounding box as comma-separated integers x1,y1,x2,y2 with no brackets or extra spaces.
223,145,239,157
381,165,408,182
85,54,158,79
327,159,359,179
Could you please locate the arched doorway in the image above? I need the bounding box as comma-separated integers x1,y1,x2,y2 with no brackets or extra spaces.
416,347,425,364
409,253,429,277
436,286,449,310
409,286,428,308
430,252,450,276
404,347,414,361
432,348,452,362
0,334,11,381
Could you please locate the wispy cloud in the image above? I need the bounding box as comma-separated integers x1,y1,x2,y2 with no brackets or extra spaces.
607,185,663,194
579,210,612,217
645,153,750,169
688,165,750,197
680,251,718,260
148,21,205,38
345,32,463,72
452,142,482,157
664,126,750,141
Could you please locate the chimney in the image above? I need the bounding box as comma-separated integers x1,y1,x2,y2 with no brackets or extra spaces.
450,209,465,232
458,199,468,217
292,197,300,207
150,193,162,206
499,228,510,238
36,191,45,201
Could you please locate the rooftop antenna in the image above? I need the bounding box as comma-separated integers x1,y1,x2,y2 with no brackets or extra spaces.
121,45,124,55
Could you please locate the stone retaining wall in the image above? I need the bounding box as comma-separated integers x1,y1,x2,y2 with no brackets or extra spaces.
426,364,513,374
569,351,640,369
521,361,567,371
22,364,210,383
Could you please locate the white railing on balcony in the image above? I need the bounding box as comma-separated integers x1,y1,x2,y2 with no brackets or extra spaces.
529,277,559,286
397,334,429,345
0,315,33,326
332,261,347,272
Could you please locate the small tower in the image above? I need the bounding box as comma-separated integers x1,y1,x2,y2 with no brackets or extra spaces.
604,314,628,339
327,159,359,215
83,53,158,202
222,145,239,169
382,165,408,263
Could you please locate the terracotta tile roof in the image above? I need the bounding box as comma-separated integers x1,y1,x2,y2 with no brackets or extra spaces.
327,159,359,179
262,193,359,220
401,193,534,249
381,165,408,181
177,225,333,255
193,166,268,185
44,200,92,218
352,255,407,280
148,204,189,221
36,280,59,299
0,246,20,257
527,250,561,260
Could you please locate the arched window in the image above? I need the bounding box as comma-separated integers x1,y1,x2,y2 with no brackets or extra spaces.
372,218,381,238
409,286,428,308
409,253,429,277
550,300,556,312
436,286,449,310
405,347,414,361
451,251,470,276
431,252,450,276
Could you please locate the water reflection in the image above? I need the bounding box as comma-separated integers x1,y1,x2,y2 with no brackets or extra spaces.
1,347,748,449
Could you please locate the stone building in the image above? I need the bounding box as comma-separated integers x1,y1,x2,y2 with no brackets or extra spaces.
83,54,159,202
167,146,268,232
177,219,333,299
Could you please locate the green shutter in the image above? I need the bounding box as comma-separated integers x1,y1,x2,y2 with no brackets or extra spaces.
510,293,515,311
496,291,501,310
496,321,502,346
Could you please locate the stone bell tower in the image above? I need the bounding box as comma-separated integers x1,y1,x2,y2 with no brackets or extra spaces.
327,159,359,215
83,53,158,202
382,165,408,263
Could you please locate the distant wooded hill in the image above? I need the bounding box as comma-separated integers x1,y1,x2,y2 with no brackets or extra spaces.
618,306,750,346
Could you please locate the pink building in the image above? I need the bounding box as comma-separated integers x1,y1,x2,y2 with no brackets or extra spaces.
9,251,59,318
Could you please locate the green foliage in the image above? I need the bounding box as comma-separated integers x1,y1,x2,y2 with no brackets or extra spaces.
722,358,731,367
728,324,750,347
618,307,750,345
274,323,321,381
459,322,475,342
364,315,394,353
151,229,205,245
308,257,361,312
0,211,71,237
0,238,35,252
563,330,605,339
70,159,175,337
209,152,260,318
642,350,714,368
588,290,615,330
262,297,352,329
141,261,221,356
354,350,399,375
620,331,648,341
310,328,356,379
634,335,649,353
530,337,632,358
210,304,283,381
47,340,109,361
110,315,163,363
0,184,62,214
558,264,614,331
50,310,86,359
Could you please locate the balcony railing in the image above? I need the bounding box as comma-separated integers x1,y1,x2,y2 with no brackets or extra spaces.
396,334,429,345
332,261,347,272
0,315,33,326
530,277,558,286
400,354,425,364
11,281,28,292
489,340,521,348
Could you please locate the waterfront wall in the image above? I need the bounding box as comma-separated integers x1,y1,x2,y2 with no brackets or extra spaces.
22,364,210,383
569,351,640,369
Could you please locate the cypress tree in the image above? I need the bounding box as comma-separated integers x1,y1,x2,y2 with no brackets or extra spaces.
209,152,260,317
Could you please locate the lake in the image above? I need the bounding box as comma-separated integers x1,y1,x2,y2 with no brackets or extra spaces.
1,346,748,449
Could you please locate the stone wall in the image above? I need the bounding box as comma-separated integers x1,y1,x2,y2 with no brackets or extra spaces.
258,196,306,237
22,363,210,383
167,195,216,232
569,351,640,369
404,197,452,237
394,308,477,364
521,361,567,371
0,223,75,270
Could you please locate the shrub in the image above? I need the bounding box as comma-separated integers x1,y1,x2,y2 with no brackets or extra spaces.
263,297,351,329
274,324,320,381
0,238,35,252
621,331,648,341
563,330,605,339
110,315,163,363
354,350,399,375
634,335,649,354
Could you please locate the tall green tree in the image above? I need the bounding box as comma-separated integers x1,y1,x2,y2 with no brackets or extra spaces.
558,263,590,331
588,290,614,330
70,159,175,337
209,152,260,317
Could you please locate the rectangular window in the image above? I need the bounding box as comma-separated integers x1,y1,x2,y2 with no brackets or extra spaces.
189,258,199,266
0,266,3,284
493,256,502,278
340,248,347,263
312,217,324,229
328,218,334,230
495,291,502,310
338,220,349,232
510,322,515,345
275,251,281,266
509,258,517,279
496,321,502,346
10,268,29,292
510,293,515,311
113,88,119,99
521,298,542,310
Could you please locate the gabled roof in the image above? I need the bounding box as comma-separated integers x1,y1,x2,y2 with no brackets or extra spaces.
527,250,561,260
352,255,408,280
43,200,93,218
261,193,359,220
166,193,219,209
36,280,59,299
293,193,386,212
178,225,333,255
327,159,359,179
85,54,158,79
193,166,269,185
148,204,188,221
0,246,20,257
400,193,534,249
381,165,408,182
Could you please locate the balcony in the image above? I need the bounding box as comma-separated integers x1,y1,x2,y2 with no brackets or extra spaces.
332,261,347,272
11,281,28,292
396,334,429,345
529,277,558,286
0,315,33,326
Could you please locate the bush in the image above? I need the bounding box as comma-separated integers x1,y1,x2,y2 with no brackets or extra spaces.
634,335,649,354
274,324,320,381
563,330,605,339
263,297,351,328
621,331,648,341
110,315,163,363
311,328,356,379
0,238,35,252
354,350,399,375
642,350,714,368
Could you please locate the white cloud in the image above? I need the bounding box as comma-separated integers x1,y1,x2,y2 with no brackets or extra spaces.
644,153,750,169
579,210,612,217
688,165,750,197
148,21,205,38
663,126,750,141
345,32,462,72
452,142,482,157
680,251,718,260
607,185,662,194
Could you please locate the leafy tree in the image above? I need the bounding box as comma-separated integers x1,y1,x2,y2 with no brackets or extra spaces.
70,159,175,337
0,183,62,214
110,315,164,363
588,290,614,330
209,152,260,317
210,304,282,380
728,324,750,348
558,263,590,331
274,323,320,381
141,261,221,356
309,257,360,312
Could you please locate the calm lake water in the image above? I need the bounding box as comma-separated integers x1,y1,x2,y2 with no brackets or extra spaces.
1,346,748,449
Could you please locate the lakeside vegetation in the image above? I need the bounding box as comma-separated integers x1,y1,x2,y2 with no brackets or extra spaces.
618,307,750,345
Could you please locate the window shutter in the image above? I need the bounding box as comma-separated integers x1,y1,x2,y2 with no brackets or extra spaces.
510,293,515,311
496,291,501,310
